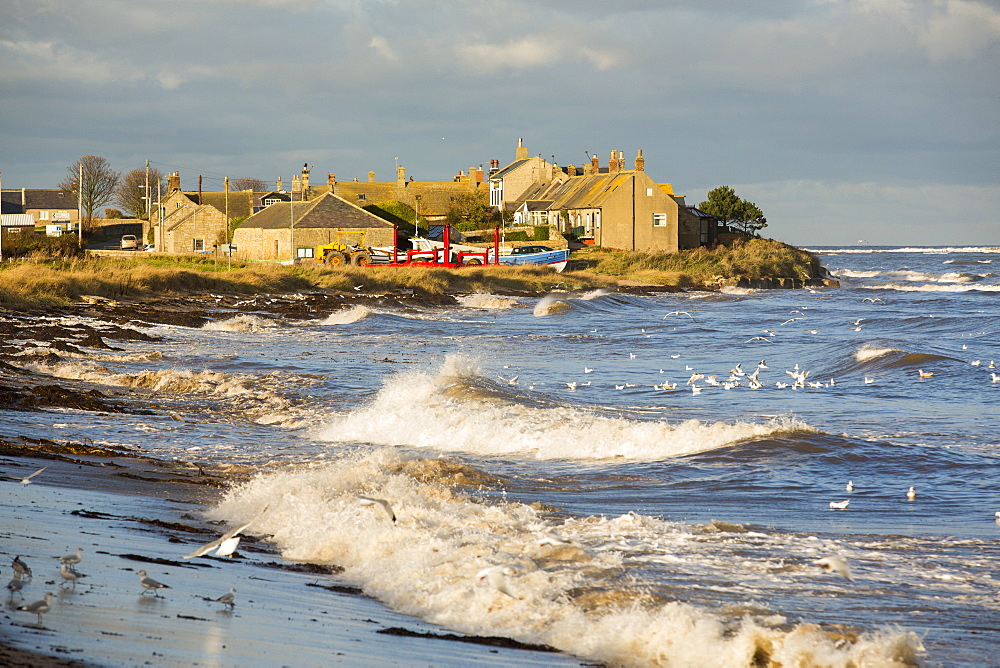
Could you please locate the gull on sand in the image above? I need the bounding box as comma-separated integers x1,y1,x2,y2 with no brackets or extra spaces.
18,592,54,625
216,587,236,609
12,556,31,580
59,548,83,566
59,563,82,589
7,573,25,600
138,570,170,596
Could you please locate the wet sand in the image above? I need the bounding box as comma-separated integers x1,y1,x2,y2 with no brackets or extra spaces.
0,295,585,667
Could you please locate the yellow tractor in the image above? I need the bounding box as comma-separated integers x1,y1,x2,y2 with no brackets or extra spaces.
316,232,372,267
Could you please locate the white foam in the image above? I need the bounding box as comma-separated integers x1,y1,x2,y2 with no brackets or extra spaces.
865,283,1000,293
456,293,518,309
320,305,373,325
855,345,904,363
202,315,277,332
212,451,924,667
312,355,811,461
720,285,759,295
534,296,572,317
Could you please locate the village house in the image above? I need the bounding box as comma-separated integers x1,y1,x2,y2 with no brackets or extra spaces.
1,188,80,236
154,172,254,254
233,191,395,262
489,141,715,252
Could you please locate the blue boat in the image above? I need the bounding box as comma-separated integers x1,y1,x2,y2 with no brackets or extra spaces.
498,245,570,272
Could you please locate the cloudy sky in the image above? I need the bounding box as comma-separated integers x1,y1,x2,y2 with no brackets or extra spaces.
2,0,998,245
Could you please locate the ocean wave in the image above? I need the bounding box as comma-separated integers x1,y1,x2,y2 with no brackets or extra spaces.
212,450,923,667
853,344,955,370
312,355,813,461
202,315,277,332
807,246,1000,255
864,283,1000,293
834,269,980,283
534,296,573,317
456,293,519,309
319,305,373,325
720,286,759,295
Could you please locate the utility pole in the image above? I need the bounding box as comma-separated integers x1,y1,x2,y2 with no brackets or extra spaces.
0,170,4,262
77,162,83,250
144,159,150,246
156,177,162,254
225,176,231,271
289,177,295,263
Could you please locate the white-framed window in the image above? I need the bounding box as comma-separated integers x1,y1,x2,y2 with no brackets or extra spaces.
39,211,49,220
646,188,653,197
263,198,283,207
297,247,314,258
652,213,667,227
55,211,69,221
193,238,205,251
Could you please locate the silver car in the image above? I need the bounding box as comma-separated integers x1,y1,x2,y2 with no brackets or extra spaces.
120,235,139,250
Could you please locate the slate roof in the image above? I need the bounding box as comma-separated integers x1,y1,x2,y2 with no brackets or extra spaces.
240,192,394,230
2,189,78,212
489,160,529,180
516,172,636,210
176,191,253,219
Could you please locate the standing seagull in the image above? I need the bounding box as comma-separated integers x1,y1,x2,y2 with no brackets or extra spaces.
215,587,236,610
137,570,170,597
17,592,54,625
59,548,83,567
59,563,82,589
7,572,25,601
357,495,396,523
12,556,32,581
20,466,47,486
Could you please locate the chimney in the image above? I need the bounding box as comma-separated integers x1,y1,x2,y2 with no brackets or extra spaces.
292,174,301,192
635,149,645,172
515,138,528,161
368,170,376,183
567,164,576,177
609,150,618,173
167,171,181,191
397,165,405,186
276,177,283,191
590,154,599,175
302,163,310,190
489,158,500,176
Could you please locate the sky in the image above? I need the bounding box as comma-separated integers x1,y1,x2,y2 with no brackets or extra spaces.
1,0,998,246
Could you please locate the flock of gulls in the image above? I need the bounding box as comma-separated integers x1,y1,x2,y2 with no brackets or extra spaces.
6,468,274,627
6,470,406,629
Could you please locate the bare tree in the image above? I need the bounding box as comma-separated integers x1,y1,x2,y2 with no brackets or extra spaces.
232,177,268,192
117,167,165,219
58,156,120,232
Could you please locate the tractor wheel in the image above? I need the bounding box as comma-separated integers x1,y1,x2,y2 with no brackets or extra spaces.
463,257,483,266
352,252,371,266
325,250,348,266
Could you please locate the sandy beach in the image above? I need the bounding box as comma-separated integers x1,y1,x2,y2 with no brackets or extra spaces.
0,295,584,667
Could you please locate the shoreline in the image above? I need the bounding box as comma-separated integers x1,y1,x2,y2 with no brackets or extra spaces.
0,296,587,667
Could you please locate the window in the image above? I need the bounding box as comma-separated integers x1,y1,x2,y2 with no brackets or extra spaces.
263,198,283,207
357,194,367,201
652,213,667,227
39,211,49,220
646,188,653,197
192,238,205,251
55,211,69,221
297,247,314,259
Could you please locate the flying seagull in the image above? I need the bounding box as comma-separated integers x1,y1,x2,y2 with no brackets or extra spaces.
20,466,47,486
183,505,268,559
357,495,396,522
815,556,854,582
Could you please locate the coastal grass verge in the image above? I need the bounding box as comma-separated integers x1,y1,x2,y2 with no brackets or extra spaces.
0,237,822,307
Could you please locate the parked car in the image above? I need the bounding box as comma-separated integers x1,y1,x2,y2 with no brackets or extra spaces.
120,235,139,250
141,243,155,252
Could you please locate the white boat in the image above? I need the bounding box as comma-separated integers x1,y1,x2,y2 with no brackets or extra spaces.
497,245,570,272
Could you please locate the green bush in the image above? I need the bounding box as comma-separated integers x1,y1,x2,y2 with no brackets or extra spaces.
506,231,529,242
532,226,549,241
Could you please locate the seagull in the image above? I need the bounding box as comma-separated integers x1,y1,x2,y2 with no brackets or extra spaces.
995,511,1000,524
862,297,885,303
353,285,363,291
357,495,396,522
12,556,31,581
20,466,47,486
216,587,236,610
497,374,518,385
566,381,578,391
815,557,854,582
183,505,268,559
686,372,704,385
846,480,854,492
17,592,54,625
214,536,241,558
583,367,594,373
476,565,517,598
990,372,1000,383
918,369,934,379
906,486,917,500
730,363,744,377
59,548,83,566
780,317,801,326
629,353,637,360
989,360,996,369
691,385,702,395
663,311,693,319
851,318,866,326
59,563,82,589
971,360,981,366
615,384,626,390
829,500,850,510
864,377,875,384
137,570,170,597
744,336,773,343
7,573,24,601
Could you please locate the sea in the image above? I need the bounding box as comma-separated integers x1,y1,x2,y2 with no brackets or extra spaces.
6,245,1000,666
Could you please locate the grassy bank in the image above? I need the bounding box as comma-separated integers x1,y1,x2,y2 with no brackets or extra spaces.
0,238,822,307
